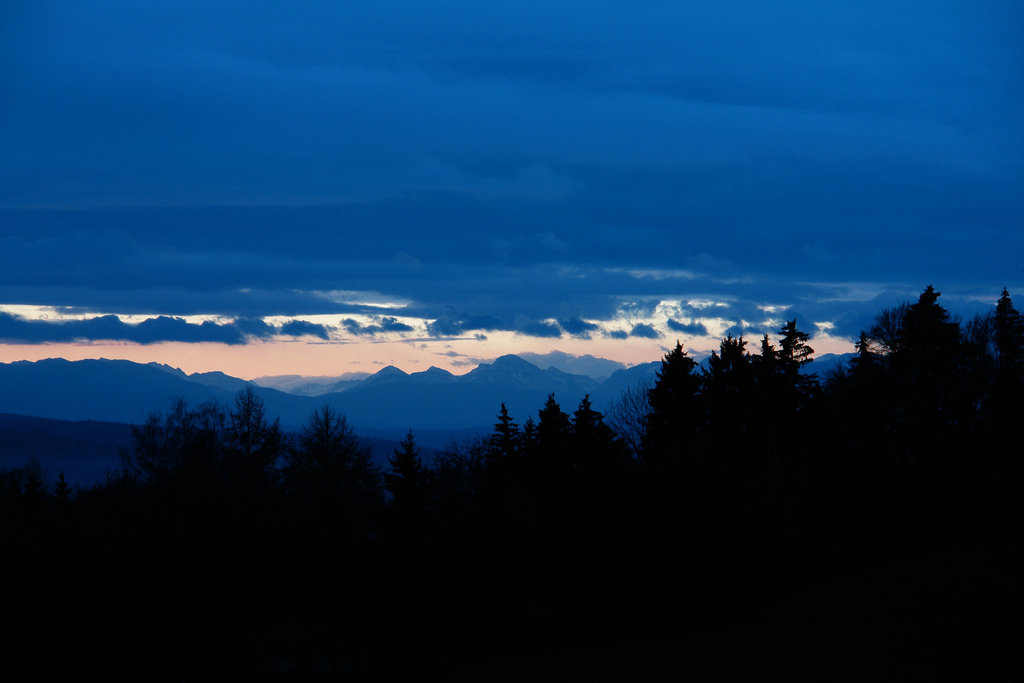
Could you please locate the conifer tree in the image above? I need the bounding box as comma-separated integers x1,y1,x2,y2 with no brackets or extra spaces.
752,333,782,396
386,430,428,542
641,342,702,468
850,331,878,372
572,395,628,472
702,335,756,495
993,288,1024,374
387,430,425,502
536,394,572,456
487,403,520,462
756,333,777,366
54,470,72,504
532,394,573,500
778,319,814,373
896,285,961,368
883,286,970,501
520,416,538,454
704,334,753,415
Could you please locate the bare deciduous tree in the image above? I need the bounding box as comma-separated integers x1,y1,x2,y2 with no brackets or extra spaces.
605,377,652,457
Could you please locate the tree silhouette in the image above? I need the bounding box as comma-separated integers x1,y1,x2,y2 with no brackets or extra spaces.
54,470,72,504
605,376,652,457
993,288,1024,375
121,398,226,485
487,403,520,463
223,388,285,531
388,430,424,494
704,334,753,437
22,457,46,506
386,430,428,544
285,406,382,540
641,342,702,475
897,285,961,368
866,301,910,355
225,387,283,487
571,394,629,474
6,284,1024,676
778,319,814,374
532,393,571,475
536,394,571,445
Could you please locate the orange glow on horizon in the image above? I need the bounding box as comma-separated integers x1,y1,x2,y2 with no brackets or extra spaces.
0,332,856,379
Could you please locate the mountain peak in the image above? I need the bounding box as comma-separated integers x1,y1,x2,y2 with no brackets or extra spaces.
465,354,547,385
359,365,409,385
407,366,457,384
490,354,539,369
147,361,188,378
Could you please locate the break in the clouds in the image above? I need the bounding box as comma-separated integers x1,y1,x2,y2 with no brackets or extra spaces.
1,2,1022,353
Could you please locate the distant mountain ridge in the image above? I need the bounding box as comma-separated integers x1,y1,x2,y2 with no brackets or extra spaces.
1,353,854,486
0,355,655,432
0,352,851,434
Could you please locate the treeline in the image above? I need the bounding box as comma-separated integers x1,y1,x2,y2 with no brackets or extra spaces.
2,285,1022,675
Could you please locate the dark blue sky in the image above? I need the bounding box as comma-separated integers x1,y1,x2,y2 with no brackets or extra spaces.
1,1,1022,372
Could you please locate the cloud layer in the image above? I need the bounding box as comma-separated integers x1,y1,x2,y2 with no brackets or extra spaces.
1,2,1021,349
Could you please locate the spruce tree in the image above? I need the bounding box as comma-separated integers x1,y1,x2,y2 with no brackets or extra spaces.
387,430,425,502
54,470,72,504
897,285,961,368
536,394,572,458
778,319,814,371
386,430,427,542
641,342,702,470
487,403,520,463
704,334,753,422
572,395,628,472
993,288,1024,374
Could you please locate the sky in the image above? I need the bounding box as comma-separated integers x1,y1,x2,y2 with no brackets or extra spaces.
1,1,1022,378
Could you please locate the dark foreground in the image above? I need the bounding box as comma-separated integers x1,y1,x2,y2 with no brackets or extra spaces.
4,285,1024,677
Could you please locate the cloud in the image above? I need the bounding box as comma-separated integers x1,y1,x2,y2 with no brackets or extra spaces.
280,320,332,339
0,312,249,345
666,318,709,336
1,2,1021,350
232,318,279,338
557,317,599,339
515,319,562,339
0,312,341,345
425,314,512,337
341,316,415,337
629,323,661,339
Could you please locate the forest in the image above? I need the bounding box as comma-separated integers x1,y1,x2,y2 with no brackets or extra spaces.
3,285,1022,677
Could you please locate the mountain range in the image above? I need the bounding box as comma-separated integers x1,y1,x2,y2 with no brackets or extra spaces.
0,351,853,431
0,352,852,485
0,354,661,432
